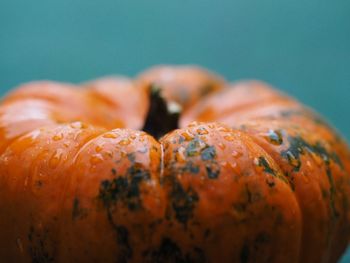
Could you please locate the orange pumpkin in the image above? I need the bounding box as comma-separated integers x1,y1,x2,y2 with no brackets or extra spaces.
0,65,349,263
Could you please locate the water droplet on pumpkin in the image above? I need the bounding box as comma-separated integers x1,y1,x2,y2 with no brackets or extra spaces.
188,122,199,128
220,161,228,166
90,154,103,165
137,147,148,154
197,127,208,135
70,122,86,129
253,157,259,166
53,134,63,141
218,126,230,132
306,160,312,168
231,150,242,157
253,157,266,173
265,130,283,145
230,161,237,168
31,130,41,140
103,133,118,139
218,143,226,150
118,138,130,146
95,145,104,153
224,135,235,142
49,150,63,169
223,161,239,175
181,132,193,141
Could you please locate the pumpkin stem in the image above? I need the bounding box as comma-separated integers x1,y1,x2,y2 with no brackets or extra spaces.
142,85,181,139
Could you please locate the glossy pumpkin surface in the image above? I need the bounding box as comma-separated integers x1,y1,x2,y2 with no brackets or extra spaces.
0,66,349,263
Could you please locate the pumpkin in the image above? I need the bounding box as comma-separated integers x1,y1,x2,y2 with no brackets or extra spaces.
0,65,349,263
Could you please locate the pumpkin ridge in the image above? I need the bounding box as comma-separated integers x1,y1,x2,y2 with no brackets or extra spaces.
235,116,350,263
238,128,293,189
0,122,59,158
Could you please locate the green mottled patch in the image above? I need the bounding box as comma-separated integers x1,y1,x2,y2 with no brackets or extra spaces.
282,135,343,171
178,136,185,144
72,197,88,221
144,237,205,263
183,137,221,178
205,163,220,179
99,164,150,211
266,130,283,145
284,151,301,171
282,135,341,219
165,175,199,225
27,226,54,263
115,225,132,263
265,176,276,187
182,161,200,174
240,243,249,263
186,137,204,157
257,156,276,176
201,146,216,161
127,153,136,162
105,209,133,263
326,167,339,219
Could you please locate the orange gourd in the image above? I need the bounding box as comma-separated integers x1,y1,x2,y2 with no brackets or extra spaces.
0,65,349,263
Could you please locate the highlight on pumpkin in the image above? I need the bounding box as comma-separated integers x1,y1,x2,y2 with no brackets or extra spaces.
0,65,349,263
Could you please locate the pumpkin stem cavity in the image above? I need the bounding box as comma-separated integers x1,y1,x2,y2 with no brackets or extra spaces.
142,85,181,139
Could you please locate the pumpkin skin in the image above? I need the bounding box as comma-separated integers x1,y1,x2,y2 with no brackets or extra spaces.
0,66,349,263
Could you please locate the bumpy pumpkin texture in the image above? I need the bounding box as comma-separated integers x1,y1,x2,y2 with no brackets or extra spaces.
0,65,349,263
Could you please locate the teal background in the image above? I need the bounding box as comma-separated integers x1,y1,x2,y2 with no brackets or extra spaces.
0,0,350,261
1,0,350,139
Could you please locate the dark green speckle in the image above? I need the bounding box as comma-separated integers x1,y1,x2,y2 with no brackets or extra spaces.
257,156,276,176
99,164,151,211
201,146,216,161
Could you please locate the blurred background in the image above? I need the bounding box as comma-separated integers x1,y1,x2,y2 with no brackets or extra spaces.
0,0,349,260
